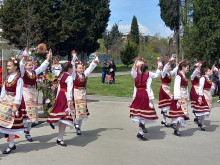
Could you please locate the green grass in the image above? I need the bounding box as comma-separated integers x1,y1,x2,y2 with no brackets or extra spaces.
87,74,219,102
91,64,132,73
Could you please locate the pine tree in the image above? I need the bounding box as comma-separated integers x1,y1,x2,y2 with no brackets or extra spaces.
120,41,138,67
130,16,140,45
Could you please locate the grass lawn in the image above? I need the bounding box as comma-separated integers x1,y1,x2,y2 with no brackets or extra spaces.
87,74,219,102
91,64,132,73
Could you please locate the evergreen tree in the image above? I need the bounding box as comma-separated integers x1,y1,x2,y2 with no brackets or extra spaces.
182,0,220,63
120,41,138,67
130,16,139,45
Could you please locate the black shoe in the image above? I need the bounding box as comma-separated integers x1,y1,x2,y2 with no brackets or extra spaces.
50,123,55,129
57,140,67,147
161,121,170,127
3,145,16,154
200,126,206,131
174,130,181,136
4,134,9,138
139,123,148,133
136,133,148,141
25,134,33,142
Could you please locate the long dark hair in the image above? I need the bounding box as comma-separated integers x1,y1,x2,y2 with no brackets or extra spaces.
139,65,148,85
201,66,209,76
7,59,20,73
178,61,188,72
58,62,73,78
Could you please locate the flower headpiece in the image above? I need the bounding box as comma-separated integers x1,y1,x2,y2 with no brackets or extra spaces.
38,43,47,54
54,58,60,61
11,57,18,64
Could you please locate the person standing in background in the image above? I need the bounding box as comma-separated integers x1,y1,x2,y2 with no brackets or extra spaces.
101,59,108,84
108,60,116,84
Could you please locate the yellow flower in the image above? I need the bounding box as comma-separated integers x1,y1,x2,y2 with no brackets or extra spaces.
46,73,55,81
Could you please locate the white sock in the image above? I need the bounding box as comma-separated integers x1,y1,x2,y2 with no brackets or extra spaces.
58,123,66,140
24,122,29,132
138,127,144,135
27,122,32,133
5,134,15,152
163,115,167,123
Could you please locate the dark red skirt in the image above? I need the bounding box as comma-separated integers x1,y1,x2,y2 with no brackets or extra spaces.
47,91,73,123
168,98,189,120
130,89,158,120
190,86,199,109
158,86,172,108
193,96,210,114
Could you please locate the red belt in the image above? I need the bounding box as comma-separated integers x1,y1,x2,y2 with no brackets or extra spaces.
162,83,170,86
24,84,35,88
138,88,146,90
193,84,199,86
204,88,210,91
60,88,67,92
74,86,85,89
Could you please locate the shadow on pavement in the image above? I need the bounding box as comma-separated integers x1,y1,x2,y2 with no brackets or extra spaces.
65,128,122,147
146,126,166,140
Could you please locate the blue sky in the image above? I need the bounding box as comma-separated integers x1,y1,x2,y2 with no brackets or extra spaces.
107,0,173,38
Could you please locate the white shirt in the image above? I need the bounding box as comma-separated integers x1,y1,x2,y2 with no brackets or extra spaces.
198,76,211,97
162,64,178,78
0,72,24,104
72,58,98,80
56,73,73,101
51,64,62,76
191,68,200,80
174,71,189,100
131,68,160,100
20,60,50,77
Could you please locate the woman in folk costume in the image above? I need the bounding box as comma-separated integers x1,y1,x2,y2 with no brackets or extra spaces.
20,48,52,142
72,52,99,135
47,62,74,146
168,61,189,136
190,62,202,123
193,65,215,131
131,58,161,135
51,58,62,78
130,64,158,141
159,57,179,127
0,57,26,154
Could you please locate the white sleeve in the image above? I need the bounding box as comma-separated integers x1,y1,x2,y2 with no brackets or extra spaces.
147,77,154,100
56,85,60,99
14,78,23,104
132,85,137,100
174,75,181,100
190,68,199,80
84,61,98,77
0,83,6,101
65,76,73,101
162,64,169,78
131,68,137,78
149,69,161,79
199,77,205,96
19,61,25,77
35,60,50,75
71,62,76,80
170,66,178,76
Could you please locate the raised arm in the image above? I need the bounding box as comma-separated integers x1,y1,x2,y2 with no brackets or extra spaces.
84,54,99,77
35,49,52,75
71,50,78,80
19,56,26,77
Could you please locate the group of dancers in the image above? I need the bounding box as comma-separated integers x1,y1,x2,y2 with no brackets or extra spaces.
0,48,218,154
0,49,99,154
130,57,218,141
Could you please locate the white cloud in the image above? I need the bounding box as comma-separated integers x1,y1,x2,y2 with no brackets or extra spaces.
153,24,173,37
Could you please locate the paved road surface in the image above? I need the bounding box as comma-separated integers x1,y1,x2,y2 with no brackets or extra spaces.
0,95,220,165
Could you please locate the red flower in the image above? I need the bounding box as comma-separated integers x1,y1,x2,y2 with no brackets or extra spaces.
38,43,47,53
